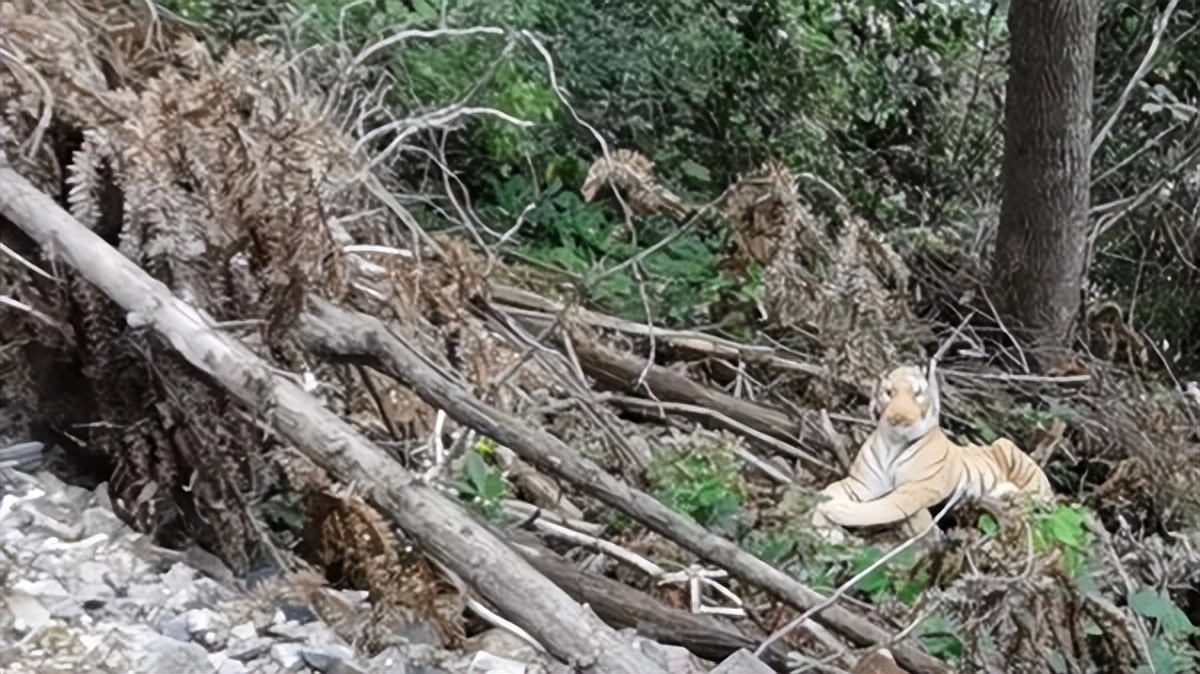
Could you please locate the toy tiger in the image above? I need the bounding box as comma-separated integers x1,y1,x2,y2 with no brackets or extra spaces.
812,365,1053,541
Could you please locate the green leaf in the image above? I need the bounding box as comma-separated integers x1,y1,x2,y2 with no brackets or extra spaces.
482,473,507,501
1136,636,1187,674
917,614,963,661
977,513,998,537
970,418,999,443
1036,505,1087,549
895,578,926,606
1129,589,1174,619
410,0,437,21
1129,589,1199,638
850,547,890,595
465,450,490,492
679,159,711,181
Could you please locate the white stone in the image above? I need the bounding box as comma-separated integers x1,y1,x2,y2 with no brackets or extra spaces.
230,621,257,641
5,591,51,632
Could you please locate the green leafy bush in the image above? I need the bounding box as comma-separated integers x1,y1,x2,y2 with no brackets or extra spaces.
1031,503,1093,583
1128,588,1200,674
646,445,744,536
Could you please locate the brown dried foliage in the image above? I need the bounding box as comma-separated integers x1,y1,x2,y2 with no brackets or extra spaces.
278,451,466,651
581,149,688,219
0,0,393,570
581,151,925,395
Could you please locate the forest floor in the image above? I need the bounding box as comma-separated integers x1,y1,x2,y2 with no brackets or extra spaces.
0,2,1197,673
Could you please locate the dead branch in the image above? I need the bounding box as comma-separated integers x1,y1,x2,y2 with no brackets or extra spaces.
491,282,825,376
0,163,667,674
506,529,794,672
564,326,836,471
295,297,952,673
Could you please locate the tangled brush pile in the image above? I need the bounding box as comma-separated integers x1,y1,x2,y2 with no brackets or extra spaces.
583,150,926,395
1,0,468,578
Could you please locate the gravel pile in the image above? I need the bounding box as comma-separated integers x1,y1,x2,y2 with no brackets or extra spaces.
0,454,564,674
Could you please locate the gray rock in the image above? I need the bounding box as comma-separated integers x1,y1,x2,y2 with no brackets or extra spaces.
183,608,227,648
12,577,70,599
387,618,446,647
462,628,539,662
327,659,370,674
161,562,198,596
76,581,115,608
229,621,258,641
302,643,362,672
271,642,306,671
265,619,311,640
211,653,250,674
5,591,51,632
227,636,273,662
0,441,45,472
708,649,773,674
162,612,193,643
146,637,216,673
47,596,84,619
368,647,455,674
81,507,126,538
76,560,110,585
466,651,526,674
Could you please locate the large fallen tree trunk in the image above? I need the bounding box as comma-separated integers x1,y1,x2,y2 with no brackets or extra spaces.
297,298,952,674
0,164,667,674
504,529,793,672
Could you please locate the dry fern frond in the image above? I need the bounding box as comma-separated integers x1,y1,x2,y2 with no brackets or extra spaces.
581,149,688,219
0,0,403,570
724,158,828,269
295,482,466,651
721,160,923,394
300,486,401,594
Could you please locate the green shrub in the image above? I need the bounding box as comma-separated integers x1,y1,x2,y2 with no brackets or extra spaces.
646,445,744,536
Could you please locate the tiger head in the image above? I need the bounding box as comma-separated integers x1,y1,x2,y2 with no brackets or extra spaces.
871,365,940,442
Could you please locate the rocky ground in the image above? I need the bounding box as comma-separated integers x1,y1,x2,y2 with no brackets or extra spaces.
1,440,752,674
0,445,570,674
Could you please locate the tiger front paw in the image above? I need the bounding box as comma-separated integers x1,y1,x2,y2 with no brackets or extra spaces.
815,497,861,526
810,500,857,543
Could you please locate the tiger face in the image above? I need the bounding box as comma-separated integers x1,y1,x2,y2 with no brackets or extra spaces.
873,365,939,441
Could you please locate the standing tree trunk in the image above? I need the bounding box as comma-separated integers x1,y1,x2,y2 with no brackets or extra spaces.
991,0,1100,349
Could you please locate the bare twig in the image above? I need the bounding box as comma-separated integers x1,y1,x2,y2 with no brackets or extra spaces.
1,242,59,280
525,515,665,577
1090,0,1183,158
352,26,506,68
610,395,828,473
491,288,824,376
940,369,1090,385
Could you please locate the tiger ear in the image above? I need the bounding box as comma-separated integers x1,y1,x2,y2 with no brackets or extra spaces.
924,364,942,406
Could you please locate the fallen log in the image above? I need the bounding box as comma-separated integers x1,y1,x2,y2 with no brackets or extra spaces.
296,297,952,673
495,307,839,472
504,529,794,672
0,164,667,674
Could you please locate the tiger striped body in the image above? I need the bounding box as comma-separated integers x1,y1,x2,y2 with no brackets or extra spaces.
812,366,1053,539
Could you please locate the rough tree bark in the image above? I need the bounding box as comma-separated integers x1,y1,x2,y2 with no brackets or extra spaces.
991,0,1100,349
0,164,667,674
